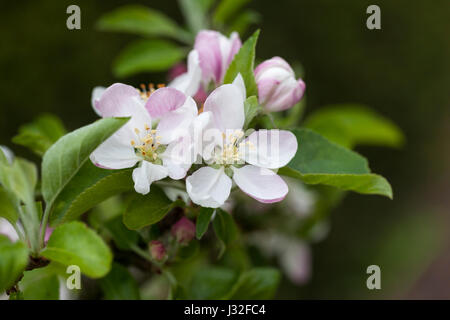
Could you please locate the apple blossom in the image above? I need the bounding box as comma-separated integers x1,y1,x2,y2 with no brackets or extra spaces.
171,216,195,244
0,145,14,164
90,83,200,195
248,231,311,285
195,30,241,86
0,218,19,242
254,56,306,112
149,240,167,261
169,30,241,102
186,75,298,208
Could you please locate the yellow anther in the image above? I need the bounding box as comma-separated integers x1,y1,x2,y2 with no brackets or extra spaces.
130,140,135,146
134,128,140,134
144,123,150,131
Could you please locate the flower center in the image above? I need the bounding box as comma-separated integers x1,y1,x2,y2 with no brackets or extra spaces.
213,130,253,166
131,124,166,164
138,83,165,100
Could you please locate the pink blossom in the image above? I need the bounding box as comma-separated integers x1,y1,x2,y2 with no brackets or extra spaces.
171,217,195,244
255,57,305,112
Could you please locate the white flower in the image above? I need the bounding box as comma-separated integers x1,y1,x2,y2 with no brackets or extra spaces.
186,75,298,208
0,145,14,164
0,218,19,242
90,83,200,195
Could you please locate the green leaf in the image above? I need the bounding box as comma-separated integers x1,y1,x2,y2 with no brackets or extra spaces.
212,209,238,256
41,222,112,278
196,207,214,240
12,114,66,156
0,187,18,223
0,157,37,204
41,117,130,219
19,266,59,300
226,267,281,299
279,128,393,198
223,29,259,97
178,0,214,33
243,95,262,128
213,0,252,25
97,5,190,42
100,263,140,300
113,40,186,78
189,266,238,299
49,162,133,226
0,236,29,292
123,187,180,230
304,104,405,149
105,216,139,251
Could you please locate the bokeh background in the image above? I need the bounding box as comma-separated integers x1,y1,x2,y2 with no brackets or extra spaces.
1,0,449,299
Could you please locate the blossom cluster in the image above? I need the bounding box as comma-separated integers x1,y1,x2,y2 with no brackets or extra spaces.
90,30,305,209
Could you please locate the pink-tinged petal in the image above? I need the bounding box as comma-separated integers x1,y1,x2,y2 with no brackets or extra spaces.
195,30,222,84
243,130,298,169
254,56,294,79
145,87,187,118
0,218,19,242
44,227,54,243
256,77,280,105
232,165,288,203
254,57,305,112
96,83,143,117
203,83,245,131
132,161,168,195
226,32,242,67
156,96,198,144
169,50,202,97
186,166,232,208
91,86,106,116
90,125,140,169
280,240,311,285
264,77,305,112
232,73,246,100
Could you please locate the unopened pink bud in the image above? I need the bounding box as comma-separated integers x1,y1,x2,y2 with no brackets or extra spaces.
44,227,54,243
171,217,195,244
254,56,306,112
149,240,166,261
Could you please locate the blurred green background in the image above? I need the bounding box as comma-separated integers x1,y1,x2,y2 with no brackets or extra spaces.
0,0,449,299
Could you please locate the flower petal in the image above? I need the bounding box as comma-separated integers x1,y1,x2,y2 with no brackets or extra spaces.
96,83,143,117
186,166,232,208
132,161,168,195
243,130,298,169
145,87,187,119
203,83,245,131
232,165,288,203
90,126,139,169
156,96,198,144
195,30,222,84
169,50,202,97
91,86,106,116
0,218,19,242
161,136,194,180
232,73,246,101
254,56,294,78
